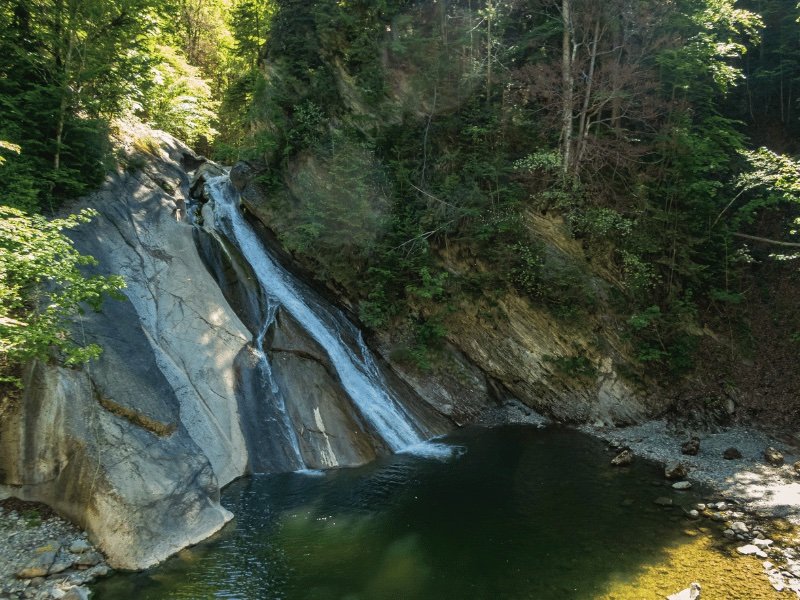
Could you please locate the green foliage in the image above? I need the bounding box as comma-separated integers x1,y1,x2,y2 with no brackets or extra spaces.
0,206,126,384
138,45,219,147
231,0,800,380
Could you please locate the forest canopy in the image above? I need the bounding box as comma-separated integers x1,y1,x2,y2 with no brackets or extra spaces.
0,0,799,385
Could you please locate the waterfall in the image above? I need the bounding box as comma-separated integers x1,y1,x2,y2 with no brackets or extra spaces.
205,176,424,453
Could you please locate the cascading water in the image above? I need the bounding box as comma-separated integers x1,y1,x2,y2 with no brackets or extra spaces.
205,176,424,454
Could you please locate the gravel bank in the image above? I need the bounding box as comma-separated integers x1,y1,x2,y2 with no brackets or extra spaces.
582,420,800,521
0,499,111,600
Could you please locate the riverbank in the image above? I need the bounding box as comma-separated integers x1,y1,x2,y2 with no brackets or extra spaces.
583,419,800,596
0,499,110,600
3,412,800,599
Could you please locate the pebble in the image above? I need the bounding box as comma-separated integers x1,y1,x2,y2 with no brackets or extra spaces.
730,521,749,534
0,502,110,600
710,512,727,522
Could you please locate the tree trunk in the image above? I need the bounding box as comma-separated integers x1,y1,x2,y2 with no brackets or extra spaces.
575,18,601,174
486,0,493,104
560,0,573,173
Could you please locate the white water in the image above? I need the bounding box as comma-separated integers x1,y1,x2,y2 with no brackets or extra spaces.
206,177,423,452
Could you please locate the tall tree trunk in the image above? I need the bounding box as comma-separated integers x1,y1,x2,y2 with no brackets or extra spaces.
575,18,601,174
486,0,493,104
560,0,573,174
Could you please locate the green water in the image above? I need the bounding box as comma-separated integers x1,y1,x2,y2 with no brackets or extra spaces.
93,425,711,600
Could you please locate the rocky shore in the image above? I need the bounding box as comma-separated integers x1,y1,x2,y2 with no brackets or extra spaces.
587,419,800,597
0,500,110,600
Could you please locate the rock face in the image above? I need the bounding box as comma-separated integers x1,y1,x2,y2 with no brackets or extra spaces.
1,125,454,570
232,160,655,427
0,129,247,569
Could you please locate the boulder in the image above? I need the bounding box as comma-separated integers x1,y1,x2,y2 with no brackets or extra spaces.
665,462,688,480
681,436,700,456
723,447,742,460
611,449,634,466
16,551,56,579
764,447,784,467
189,161,226,200
230,160,262,192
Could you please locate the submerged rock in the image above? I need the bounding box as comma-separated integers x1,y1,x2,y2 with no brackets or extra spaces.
672,481,692,490
667,581,701,600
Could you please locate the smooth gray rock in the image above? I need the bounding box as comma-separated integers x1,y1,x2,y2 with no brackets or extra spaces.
0,131,244,569
737,544,768,558
62,587,90,600
68,540,91,555
73,552,102,568
16,551,56,579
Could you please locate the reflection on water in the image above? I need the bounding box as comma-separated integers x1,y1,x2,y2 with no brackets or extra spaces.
92,425,772,599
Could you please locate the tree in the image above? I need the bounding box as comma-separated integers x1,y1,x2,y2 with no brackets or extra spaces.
0,203,126,386
0,0,157,209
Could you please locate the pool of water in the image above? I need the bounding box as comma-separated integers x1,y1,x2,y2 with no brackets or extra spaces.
93,425,737,599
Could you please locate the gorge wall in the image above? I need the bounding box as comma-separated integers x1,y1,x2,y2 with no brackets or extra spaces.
0,127,448,570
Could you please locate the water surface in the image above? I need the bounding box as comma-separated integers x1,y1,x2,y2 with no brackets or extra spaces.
94,425,730,599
